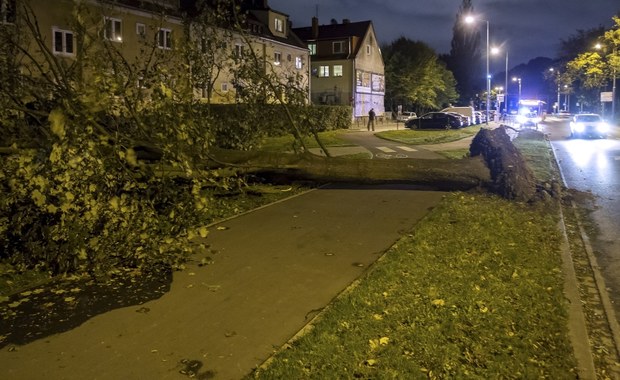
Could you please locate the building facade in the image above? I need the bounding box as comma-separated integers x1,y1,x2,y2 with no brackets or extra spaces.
1,0,308,104
293,17,385,117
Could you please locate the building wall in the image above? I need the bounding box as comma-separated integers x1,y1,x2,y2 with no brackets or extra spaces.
352,27,384,117
11,0,308,105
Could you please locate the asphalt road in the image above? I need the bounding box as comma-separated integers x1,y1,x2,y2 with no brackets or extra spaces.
0,184,444,380
544,117,620,317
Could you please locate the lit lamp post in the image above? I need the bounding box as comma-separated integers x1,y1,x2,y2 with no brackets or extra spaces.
595,43,617,122
549,67,561,113
512,76,522,105
492,47,508,115
465,15,490,125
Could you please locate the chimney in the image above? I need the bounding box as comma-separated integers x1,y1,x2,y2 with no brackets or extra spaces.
342,19,350,24
312,17,319,39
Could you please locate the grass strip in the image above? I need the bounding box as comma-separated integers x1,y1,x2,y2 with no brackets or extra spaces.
375,125,482,145
251,193,577,379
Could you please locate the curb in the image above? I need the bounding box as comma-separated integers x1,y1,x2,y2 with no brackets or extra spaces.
550,138,620,377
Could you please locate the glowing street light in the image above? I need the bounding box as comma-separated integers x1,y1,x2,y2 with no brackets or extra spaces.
512,77,522,105
492,47,508,115
465,15,490,125
594,43,616,123
549,67,561,113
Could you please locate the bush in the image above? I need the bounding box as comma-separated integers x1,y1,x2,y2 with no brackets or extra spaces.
203,104,352,150
0,108,212,276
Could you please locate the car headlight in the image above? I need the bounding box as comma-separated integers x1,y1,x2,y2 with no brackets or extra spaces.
532,117,542,123
572,122,585,132
597,122,609,133
516,115,527,123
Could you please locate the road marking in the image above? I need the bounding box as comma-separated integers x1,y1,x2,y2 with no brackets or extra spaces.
397,146,417,152
377,146,396,153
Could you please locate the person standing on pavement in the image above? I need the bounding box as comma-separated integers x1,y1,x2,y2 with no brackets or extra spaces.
367,108,376,131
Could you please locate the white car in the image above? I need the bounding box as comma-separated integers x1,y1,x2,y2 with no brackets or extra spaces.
570,113,608,138
396,112,417,122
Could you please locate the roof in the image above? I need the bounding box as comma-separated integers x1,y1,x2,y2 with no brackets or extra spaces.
293,20,372,41
293,20,373,58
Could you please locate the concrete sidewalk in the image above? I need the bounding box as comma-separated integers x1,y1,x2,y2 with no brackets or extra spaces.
0,185,444,379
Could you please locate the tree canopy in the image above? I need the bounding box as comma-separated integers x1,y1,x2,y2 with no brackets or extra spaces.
382,37,457,114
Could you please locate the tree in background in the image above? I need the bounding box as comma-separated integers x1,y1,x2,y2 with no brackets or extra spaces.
383,38,457,114
445,0,482,105
565,16,620,115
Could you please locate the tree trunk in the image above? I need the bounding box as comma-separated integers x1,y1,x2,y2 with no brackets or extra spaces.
209,149,491,191
469,126,537,201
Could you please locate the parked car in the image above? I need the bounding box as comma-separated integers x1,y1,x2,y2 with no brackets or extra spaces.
570,113,608,138
445,112,470,127
396,111,417,122
405,112,463,130
441,106,475,125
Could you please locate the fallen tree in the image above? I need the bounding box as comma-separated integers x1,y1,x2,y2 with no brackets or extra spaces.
208,126,540,201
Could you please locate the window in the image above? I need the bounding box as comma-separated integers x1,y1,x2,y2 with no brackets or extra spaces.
333,41,345,54
136,23,146,38
319,65,329,77
1,0,16,24
53,28,75,56
274,52,281,65
295,56,303,70
157,28,172,49
333,65,343,77
366,44,371,55
234,43,244,58
274,17,284,33
308,43,316,56
221,82,229,92
104,17,122,42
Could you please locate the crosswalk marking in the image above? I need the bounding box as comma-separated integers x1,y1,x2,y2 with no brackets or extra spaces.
397,146,417,152
377,146,396,153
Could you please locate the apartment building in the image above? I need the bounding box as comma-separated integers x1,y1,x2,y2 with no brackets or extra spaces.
293,17,385,117
1,0,308,104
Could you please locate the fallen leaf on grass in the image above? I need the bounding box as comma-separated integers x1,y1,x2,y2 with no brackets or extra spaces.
431,299,445,306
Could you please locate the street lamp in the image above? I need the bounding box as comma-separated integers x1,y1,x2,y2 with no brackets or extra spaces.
594,43,617,124
492,47,508,115
465,15,490,125
512,77,522,105
549,67,561,113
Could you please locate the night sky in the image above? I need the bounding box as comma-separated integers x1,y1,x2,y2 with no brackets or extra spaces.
270,0,620,72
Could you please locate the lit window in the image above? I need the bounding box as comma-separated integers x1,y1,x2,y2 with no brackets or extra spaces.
274,18,284,33
295,56,303,70
234,43,244,58
274,52,281,65
136,23,146,39
333,65,343,77
53,28,75,56
308,43,316,55
1,0,16,24
333,41,345,54
319,65,329,77
104,17,122,42
157,28,172,49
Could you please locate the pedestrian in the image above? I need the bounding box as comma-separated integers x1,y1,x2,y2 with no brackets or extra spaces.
367,108,376,131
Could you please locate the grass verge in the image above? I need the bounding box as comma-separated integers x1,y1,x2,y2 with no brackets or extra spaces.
250,193,577,379
375,125,482,145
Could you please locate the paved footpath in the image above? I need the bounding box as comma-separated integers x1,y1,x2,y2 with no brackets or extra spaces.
1,184,444,380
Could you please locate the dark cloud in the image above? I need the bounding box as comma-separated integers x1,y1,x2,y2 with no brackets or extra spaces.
271,0,619,68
